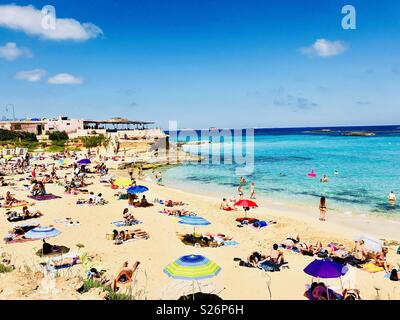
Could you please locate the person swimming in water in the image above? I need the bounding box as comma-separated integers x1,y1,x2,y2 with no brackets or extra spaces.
320,175,329,183
334,170,339,176
388,191,397,204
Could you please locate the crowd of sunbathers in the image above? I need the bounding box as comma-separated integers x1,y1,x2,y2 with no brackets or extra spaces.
280,235,397,273
235,243,286,271
178,232,233,247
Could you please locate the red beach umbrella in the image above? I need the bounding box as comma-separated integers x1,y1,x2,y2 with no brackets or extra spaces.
235,199,258,208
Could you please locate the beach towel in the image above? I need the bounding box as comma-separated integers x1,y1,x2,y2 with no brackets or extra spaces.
223,240,239,246
236,217,259,224
112,220,142,227
361,261,384,273
4,237,38,244
3,201,30,209
258,261,287,272
28,194,61,201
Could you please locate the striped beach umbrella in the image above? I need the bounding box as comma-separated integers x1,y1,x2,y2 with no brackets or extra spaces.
25,226,61,239
127,185,149,194
164,254,221,281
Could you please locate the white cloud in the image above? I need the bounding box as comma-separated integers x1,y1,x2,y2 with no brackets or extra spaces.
300,39,347,57
0,42,32,60
48,73,83,84
0,4,103,41
15,69,47,82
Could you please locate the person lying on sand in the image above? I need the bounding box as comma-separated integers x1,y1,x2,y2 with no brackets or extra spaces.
4,191,19,206
165,200,186,207
220,198,236,211
48,256,81,268
0,177,15,187
281,235,300,249
112,229,149,243
112,261,140,292
4,226,27,241
234,251,266,268
161,208,195,216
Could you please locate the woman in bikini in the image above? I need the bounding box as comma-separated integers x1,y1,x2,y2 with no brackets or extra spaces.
319,196,327,221
112,261,140,292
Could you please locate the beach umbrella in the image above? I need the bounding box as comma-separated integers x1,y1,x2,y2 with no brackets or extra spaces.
235,199,258,208
304,258,348,300
114,177,132,188
127,185,149,194
178,216,211,234
234,199,257,216
354,235,383,253
164,254,221,280
304,259,347,278
76,158,91,165
24,226,61,239
164,254,221,299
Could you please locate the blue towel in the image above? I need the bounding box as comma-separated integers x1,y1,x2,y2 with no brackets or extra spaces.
253,220,268,228
112,220,141,227
223,240,239,246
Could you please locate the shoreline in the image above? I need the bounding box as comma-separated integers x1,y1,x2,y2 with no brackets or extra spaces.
153,171,400,242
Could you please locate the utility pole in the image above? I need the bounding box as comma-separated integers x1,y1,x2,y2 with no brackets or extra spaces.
5,104,15,120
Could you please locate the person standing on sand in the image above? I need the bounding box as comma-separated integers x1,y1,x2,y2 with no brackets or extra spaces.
238,185,244,199
250,182,256,199
319,196,327,221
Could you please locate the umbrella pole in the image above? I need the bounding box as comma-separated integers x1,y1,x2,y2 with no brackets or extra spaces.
192,280,195,300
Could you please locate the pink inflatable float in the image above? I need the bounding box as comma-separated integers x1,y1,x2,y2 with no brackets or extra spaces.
307,169,316,177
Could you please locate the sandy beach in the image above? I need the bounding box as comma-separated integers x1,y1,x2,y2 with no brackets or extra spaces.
0,155,399,300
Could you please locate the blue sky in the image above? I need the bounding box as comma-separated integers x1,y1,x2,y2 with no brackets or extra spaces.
0,0,399,129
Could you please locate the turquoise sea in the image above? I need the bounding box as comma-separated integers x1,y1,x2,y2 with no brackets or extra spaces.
163,126,400,216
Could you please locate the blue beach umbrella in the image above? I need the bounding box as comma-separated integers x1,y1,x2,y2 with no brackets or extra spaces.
127,185,149,194
25,226,61,239
76,158,91,165
178,216,211,234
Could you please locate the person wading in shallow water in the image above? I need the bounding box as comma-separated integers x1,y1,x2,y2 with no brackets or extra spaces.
319,196,327,221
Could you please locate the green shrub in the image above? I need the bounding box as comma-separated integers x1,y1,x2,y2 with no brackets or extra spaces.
0,263,13,273
79,279,104,293
0,129,37,142
49,131,69,141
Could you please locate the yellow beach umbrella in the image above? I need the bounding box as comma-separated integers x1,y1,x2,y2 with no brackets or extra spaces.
114,177,132,188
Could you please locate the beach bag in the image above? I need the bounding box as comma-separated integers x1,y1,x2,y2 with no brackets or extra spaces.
390,269,399,281
317,250,328,259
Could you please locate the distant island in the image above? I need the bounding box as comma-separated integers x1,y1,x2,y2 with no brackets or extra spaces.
343,131,376,136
